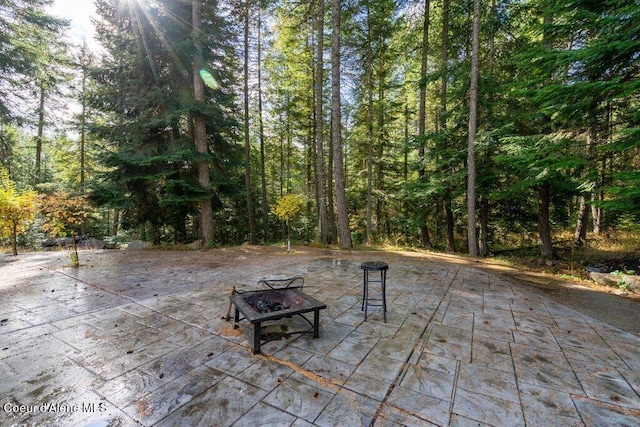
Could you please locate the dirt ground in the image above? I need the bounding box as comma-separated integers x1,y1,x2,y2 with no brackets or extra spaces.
476,253,640,303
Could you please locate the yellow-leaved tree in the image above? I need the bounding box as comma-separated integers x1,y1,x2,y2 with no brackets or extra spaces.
0,168,38,256
272,194,304,252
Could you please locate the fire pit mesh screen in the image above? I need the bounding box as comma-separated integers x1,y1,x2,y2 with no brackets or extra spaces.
249,298,288,313
241,290,311,314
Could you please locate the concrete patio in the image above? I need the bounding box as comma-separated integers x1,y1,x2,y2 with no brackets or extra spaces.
1,246,640,426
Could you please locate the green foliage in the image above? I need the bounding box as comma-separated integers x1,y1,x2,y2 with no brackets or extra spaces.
1,0,639,255
89,0,240,243
597,171,640,217
0,124,20,173
0,0,69,121
262,0,315,211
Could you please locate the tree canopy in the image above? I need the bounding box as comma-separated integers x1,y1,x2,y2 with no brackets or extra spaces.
0,0,638,257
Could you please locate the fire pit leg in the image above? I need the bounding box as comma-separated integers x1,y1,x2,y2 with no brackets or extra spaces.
252,322,262,354
313,309,320,338
233,306,240,329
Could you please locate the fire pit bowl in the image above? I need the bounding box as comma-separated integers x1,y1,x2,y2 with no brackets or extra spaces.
231,287,326,354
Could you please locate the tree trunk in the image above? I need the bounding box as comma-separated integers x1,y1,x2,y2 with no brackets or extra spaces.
404,99,409,184
365,130,373,244
286,122,292,192
592,156,606,235
324,3,336,246
279,109,286,197
35,84,45,185
439,0,449,132
466,0,480,256
441,0,452,252
71,233,79,267
574,121,596,246
192,0,213,245
538,182,553,258
243,1,256,244
79,46,88,237
444,195,455,252
421,221,432,248
11,220,18,256
535,14,555,258
365,134,373,244
331,0,351,249
479,0,497,258
593,105,612,236
286,219,291,252
591,202,601,235
364,5,374,244
418,0,431,247
417,0,430,158
257,5,269,243
315,0,328,245
574,194,590,246
375,72,385,237
479,196,489,256
327,123,336,244
112,209,119,236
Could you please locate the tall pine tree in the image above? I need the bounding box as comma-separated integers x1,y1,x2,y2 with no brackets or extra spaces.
90,0,239,244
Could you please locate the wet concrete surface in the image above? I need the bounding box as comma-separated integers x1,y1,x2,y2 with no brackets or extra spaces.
1,246,640,426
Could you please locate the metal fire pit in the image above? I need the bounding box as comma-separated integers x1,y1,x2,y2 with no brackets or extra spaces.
231,287,326,354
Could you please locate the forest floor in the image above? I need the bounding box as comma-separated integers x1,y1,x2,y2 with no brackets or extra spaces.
488,237,640,304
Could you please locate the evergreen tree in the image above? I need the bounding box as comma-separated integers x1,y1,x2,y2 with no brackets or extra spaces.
242,0,257,244
263,1,315,242
498,0,640,254
533,0,640,237
0,0,68,122
90,0,239,244
2,0,636,252
315,0,328,245
331,0,352,248
345,0,400,244
466,0,480,256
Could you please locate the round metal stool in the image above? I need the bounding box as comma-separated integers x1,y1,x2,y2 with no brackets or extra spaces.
360,261,388,322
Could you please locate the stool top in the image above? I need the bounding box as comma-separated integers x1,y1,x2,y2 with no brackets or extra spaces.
361,261,389,270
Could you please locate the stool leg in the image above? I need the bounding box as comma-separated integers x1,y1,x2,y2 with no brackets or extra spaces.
362,270,366,311
364,270,369,321
381,269,387,323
